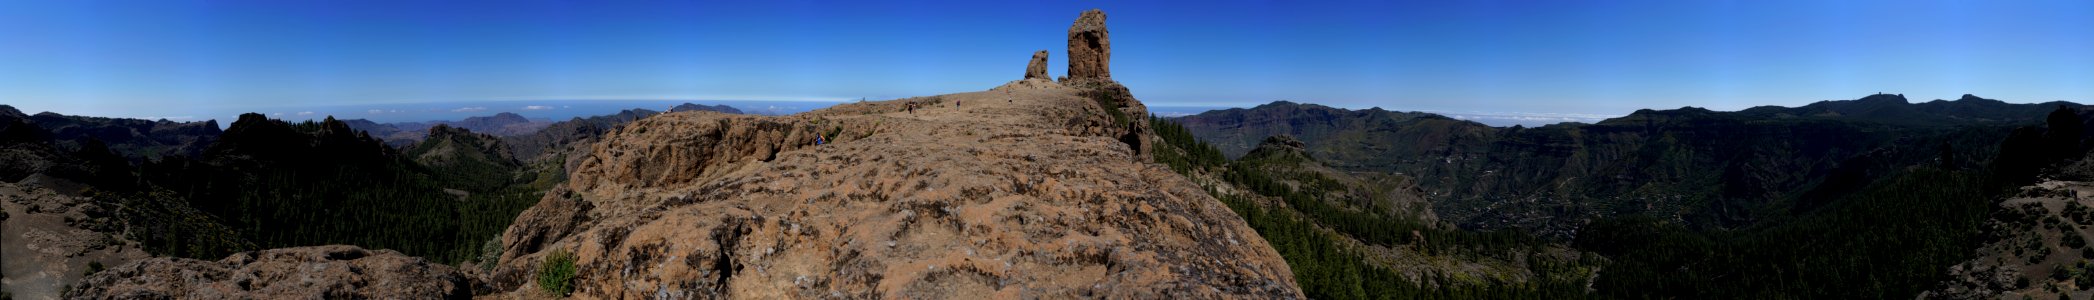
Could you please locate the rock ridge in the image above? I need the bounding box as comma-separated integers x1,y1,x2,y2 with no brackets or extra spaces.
490,30,1300,297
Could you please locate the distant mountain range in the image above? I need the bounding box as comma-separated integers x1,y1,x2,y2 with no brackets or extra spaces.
339,102,744,146
1174,94,2086,237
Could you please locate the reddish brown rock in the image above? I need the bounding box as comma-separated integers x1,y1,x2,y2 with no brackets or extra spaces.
491,81,1299,299
66,245,476,299
1025,50,1050,80
1065,9,1111,83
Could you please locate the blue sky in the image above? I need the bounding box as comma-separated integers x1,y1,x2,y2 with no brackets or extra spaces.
2,0,2091,121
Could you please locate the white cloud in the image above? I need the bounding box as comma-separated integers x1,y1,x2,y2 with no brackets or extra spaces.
452,107,487,112
368,109,386,114
522,105,554,110
296,111,315,116
143,116,195,120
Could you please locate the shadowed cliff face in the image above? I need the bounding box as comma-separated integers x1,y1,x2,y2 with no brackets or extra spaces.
491,81,1302,298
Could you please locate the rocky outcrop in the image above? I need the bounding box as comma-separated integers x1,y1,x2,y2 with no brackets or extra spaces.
1025,50,1050,80
1246,135,1310,159
66,245,477,299
1083,81,1153,162
1064,9,1111,83
490,67,1300,297
0,181,150,300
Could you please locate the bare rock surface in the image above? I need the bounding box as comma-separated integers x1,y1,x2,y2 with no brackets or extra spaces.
492,77,1300,298
1064,9,1112,83
66,245,475,299
0,180,148,300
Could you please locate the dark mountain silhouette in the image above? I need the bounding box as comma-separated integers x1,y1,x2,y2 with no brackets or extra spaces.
1165,93,2094,298
0,105,222,162
450,112,536,134
1735,94,2078,127
128,113,546,262
667,102,744,114
1149,117,1596,297
1176,94,2086,237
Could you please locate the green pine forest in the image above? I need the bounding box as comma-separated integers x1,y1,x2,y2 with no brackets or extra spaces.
111,116,553,265
1151,107,2087,299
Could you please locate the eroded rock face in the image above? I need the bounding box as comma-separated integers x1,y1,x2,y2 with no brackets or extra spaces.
1065,9,1111,83
493,82,1300,298
1025,50,1050,80
66,245,476,299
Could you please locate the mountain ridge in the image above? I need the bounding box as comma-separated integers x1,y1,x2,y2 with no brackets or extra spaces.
1176,94,2084,237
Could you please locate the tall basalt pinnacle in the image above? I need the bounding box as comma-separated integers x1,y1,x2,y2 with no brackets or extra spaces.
1065,9,1111,82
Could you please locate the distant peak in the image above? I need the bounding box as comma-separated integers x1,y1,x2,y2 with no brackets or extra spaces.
1262,100,1299,106
234,112,270,124
1959,94,1988,101
1857,93,1909,104
463,112,530,123
670,103,744,114
1243,134,1313,161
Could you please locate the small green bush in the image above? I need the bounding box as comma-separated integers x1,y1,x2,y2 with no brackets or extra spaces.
84,261,104,276
477,237,503,272
537,248,577,296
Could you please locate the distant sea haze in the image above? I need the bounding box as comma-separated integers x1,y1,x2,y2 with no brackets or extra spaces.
1425,110,1621,127
136,100,846,128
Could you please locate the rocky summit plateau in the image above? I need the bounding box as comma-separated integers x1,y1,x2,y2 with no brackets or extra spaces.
488,76,1295,299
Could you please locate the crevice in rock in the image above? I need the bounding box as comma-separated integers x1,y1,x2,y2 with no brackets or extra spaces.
709,218,748,293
